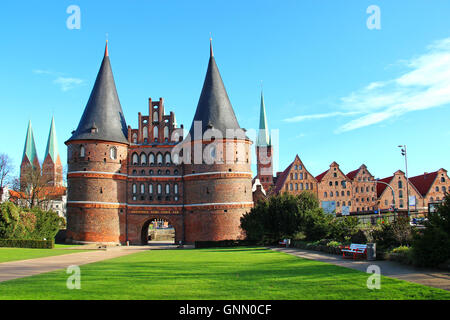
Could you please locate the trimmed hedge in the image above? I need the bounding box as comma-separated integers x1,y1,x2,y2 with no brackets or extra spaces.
195,240,259,249
0,239,54,249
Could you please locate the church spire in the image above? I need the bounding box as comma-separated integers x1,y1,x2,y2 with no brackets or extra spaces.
45,116,59,163
22,120,39,168
257,90,271,147
66,41,128,144
189,40,242,138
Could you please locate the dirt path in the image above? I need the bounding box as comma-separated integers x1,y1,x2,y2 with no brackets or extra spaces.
272,247,450,291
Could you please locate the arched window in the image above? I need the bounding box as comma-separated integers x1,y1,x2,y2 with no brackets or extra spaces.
153,111,158,121
300,173,303,180
157,153,163,165
143,126,148,139
441,177,446,183
430,197,434,202
165,184,170,194
164,126,169,140
157,184,162,194
398,180,403,189
140,184,145,194
149,153,155,165
174,169,179,175
80,146,85,157
166,170,170,175
153,126,159,141
165,153,171,165
149,184,153,194
295,183,298,190
140,153,147,165
399,190,403,198
132,184,137,194
289,183,293,191
335,191,338,197
174,184,179,194
132,153,139,165
149,170,154,176
324,192,327,198
305,183,309,190
132,133,137,144
300,183,304,190
110,147,117,160
443,186,447,193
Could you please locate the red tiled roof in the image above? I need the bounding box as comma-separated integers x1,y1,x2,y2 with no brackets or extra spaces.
315,170,328,183
376,176,393,197
346,168,360,180
409,171,439,197
272,162,294,194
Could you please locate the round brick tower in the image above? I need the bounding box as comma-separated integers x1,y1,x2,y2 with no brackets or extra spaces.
182,40,253,243
65,42,129,244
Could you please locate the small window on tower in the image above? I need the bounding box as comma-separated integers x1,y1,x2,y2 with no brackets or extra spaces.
80,146,85,157
110,147,117,160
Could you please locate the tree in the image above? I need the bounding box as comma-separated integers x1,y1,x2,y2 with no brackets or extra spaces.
241,193,305,243
411,193,450,267
241,191,324,243
0,153,13,189
11,165,55,209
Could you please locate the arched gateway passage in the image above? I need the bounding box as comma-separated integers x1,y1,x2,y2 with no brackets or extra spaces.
126,213,183,245
141,218,176,245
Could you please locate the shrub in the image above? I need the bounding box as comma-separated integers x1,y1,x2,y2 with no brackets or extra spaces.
301,207,333,241
411,194,450,267
329,216,360,242
241,192,321,243
0,239,54,249
0,202,64,241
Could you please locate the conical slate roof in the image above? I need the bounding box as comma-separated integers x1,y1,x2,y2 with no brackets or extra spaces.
66,42,128,144
45,116,59,162
188,41,242,139
22,120,39,166
257,90,271,147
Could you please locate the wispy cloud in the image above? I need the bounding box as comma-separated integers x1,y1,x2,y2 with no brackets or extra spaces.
285,111,361,123
285,37,450,133
53,77,84,92
33,69,84,92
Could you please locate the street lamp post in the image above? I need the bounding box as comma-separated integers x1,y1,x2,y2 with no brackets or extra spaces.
370,179,396,222
398,145,410,218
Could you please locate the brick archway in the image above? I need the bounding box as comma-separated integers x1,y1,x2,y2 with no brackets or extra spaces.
126,213,184,245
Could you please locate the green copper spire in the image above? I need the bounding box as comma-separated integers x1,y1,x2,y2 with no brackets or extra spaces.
22,120,39,166
257,90,271,147
45,116,59,163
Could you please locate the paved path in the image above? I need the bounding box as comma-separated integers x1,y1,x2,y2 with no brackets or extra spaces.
271,247,450,291
0,244,190,283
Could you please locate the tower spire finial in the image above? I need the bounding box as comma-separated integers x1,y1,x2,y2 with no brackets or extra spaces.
209,33,214,57
105,34,109,57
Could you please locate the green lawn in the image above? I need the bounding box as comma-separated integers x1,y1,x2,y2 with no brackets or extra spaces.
0,246,90,263
0,247,448,300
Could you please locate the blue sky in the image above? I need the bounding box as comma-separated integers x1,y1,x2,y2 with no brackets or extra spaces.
1,0,449,180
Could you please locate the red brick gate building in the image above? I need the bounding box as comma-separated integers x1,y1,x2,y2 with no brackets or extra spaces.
65,41,253,245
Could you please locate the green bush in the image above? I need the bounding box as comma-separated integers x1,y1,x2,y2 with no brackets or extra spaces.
411,194,450,267
0,202,64,241
241,192,320,243
329,216,360,242
301,207,333,241
0,239,54,249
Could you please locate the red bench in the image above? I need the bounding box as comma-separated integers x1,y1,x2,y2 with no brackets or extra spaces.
341,244,367,259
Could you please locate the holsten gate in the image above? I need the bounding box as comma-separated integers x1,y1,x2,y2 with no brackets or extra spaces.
65,41,254,244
